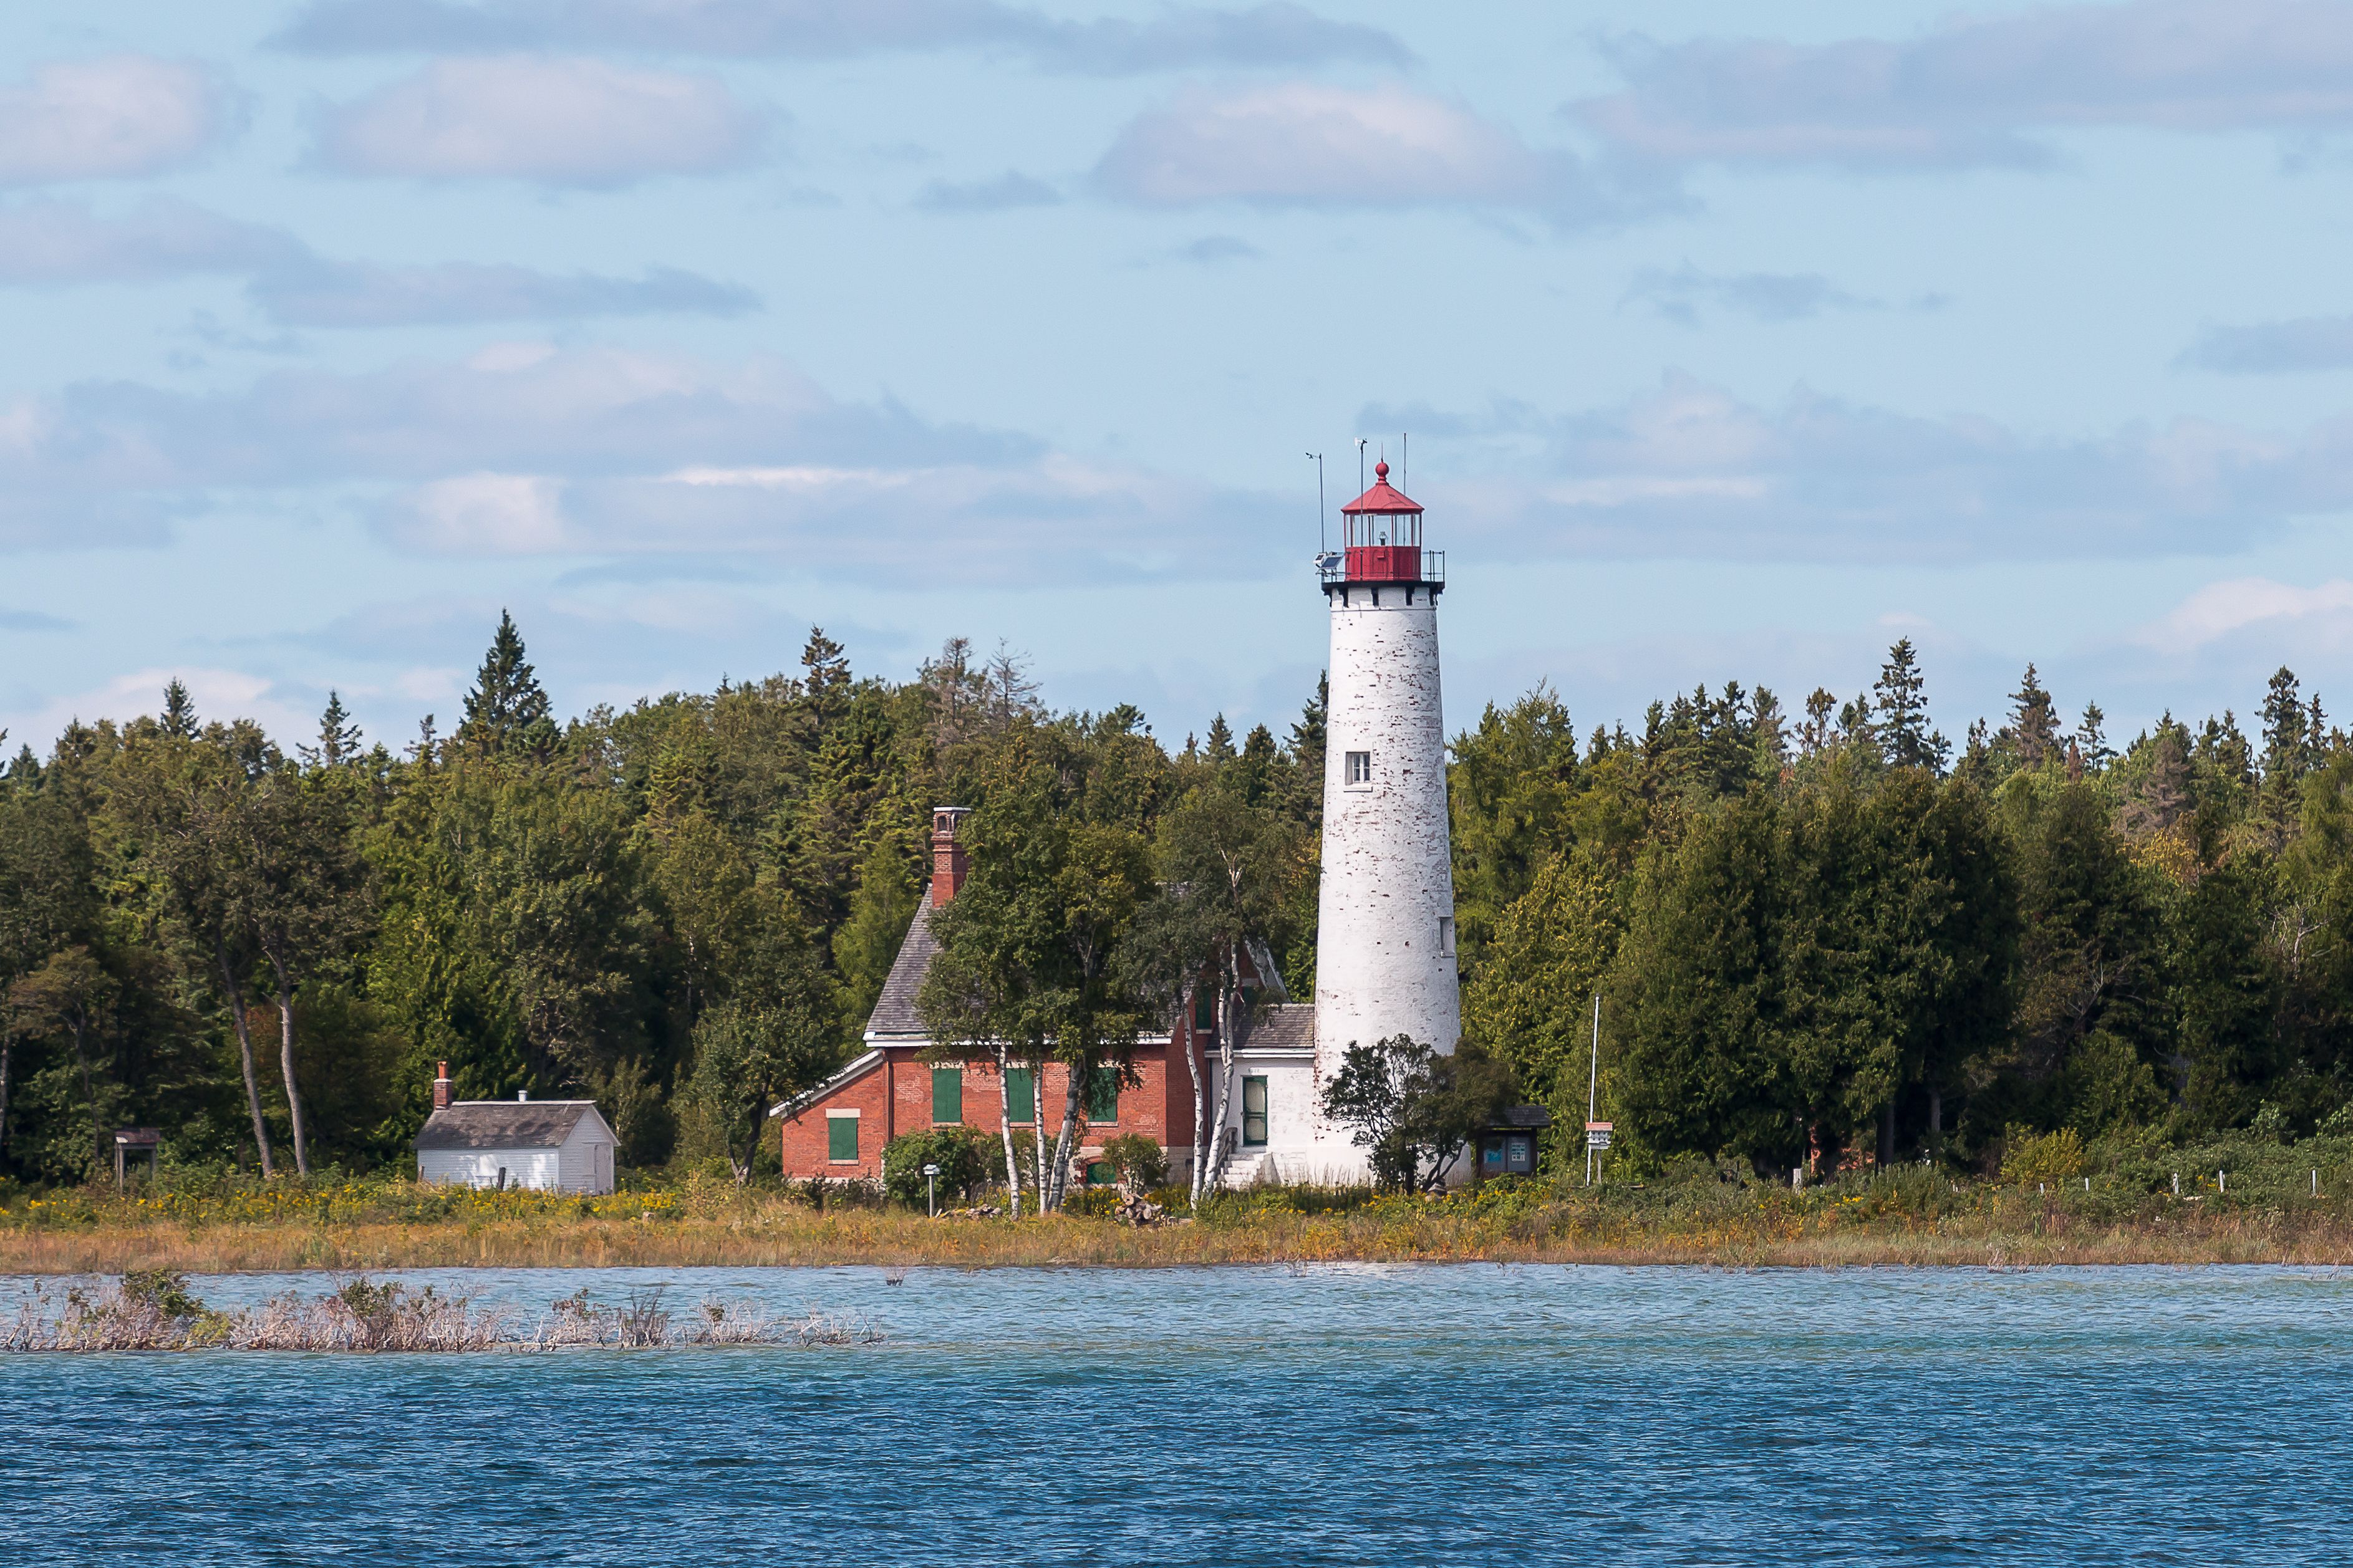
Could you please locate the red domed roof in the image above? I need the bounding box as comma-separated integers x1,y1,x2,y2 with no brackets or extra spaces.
1341,459,1421,514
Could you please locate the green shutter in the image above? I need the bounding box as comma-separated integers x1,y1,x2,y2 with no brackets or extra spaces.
932,1067,962,1125
1088,1065,1119,1123
1192,989,1214,1030
827,1115,858,1162
1242,1075,1269,1147
1005,1068,1035,1123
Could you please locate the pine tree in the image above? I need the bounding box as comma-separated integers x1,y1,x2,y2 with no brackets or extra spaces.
303,692,362,770
1872,638,1948,771
2007,664,2059,769
2261,666,2307,786
1204,714,1236,764
800,627,850,726
160,679,198,740
460,611,551,756
2077,701,2115,771
1799,688,1836,758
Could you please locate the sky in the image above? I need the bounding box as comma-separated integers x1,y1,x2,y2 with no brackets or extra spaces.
5,0,2353,758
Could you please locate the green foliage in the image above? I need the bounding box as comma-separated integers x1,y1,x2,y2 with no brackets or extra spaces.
882,1123,996,1206
1098,1132,1167,1191
2000,1125,2087,1183
1319,1034,1518,1191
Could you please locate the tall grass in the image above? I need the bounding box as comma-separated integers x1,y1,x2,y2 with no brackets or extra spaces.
12,1136,2353,1272
1,1273,881,1352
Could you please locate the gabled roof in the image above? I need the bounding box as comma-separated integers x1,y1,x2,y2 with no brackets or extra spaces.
413,1100,606,1150
865,891,939,1039
771,1051,881,1118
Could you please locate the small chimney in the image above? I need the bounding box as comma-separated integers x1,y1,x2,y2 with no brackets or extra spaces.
517,1089,529,1102
930,806,973,908
433,1061,452,1111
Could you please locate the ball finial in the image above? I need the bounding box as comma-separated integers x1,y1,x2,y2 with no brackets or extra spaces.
1375,460,1389,481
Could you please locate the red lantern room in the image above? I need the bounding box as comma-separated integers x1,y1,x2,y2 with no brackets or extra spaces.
1322,460,1444,598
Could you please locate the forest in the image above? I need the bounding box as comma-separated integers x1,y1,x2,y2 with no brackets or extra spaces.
3,612,2350,1188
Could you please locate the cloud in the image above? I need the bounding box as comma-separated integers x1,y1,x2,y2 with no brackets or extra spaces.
313,56,770,184
1094,82,1631,226
1577,0,2353,171
253,259,758,326
1621,263,1873,325
273,0,1410,75
1171,234,1260,264
0,197,759,325
0,198,286,283
1365,373,2353,564
0,345,1282,583
2181,315,2353,373
2140,577,2353,650
912,170,1062,213
11,666,313,754
0,55,235,185
0,607,72,632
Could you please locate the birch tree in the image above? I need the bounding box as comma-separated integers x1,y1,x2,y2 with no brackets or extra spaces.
1125,783,1305,1202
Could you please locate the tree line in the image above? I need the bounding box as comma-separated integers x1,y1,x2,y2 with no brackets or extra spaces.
4,613,2348,1190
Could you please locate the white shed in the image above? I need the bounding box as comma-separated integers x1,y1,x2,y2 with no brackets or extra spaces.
413,1094,618,1194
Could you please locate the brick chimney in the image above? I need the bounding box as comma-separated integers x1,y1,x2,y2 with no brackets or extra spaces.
930,806,972,908
433,1061,452,1111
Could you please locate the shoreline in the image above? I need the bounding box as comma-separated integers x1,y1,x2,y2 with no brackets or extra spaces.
8,1211,2353,1274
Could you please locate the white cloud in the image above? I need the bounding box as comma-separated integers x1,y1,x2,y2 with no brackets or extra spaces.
1371,373,2353,563
0,198,285,282
1579,0,2353,171
0,197,759,324
2142,577,2353,649
274,0,1411,75
2181,315,2353,374
313,56,770,184
0,344,1278,583
13,665,311,751
0,56,234,184
1094,82,1629,224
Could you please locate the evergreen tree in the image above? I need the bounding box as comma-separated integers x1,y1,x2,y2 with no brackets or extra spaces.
2077,701,2114,772
2006,664,2060,769
160,679,198,740
1204,713,1236,764
1872,638,1948,772
460,611,551,756
303,692,363,771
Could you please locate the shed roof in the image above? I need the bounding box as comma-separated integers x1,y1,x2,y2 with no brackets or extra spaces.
413,1100,601,1151
864,892,939,1039
1242,1003,1315,1051
1491,1104,1553,1130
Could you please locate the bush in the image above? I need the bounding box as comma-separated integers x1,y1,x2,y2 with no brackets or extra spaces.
2001,1126,2085,1185
1098,1133,1167,1193
882,1125,996,1208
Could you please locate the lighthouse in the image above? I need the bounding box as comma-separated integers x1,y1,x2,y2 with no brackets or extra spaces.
1308,459,1461,1177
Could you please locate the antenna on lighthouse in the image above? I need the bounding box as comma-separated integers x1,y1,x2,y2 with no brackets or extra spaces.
1355,437,1366,496
1307,452,1325,553
1401,431,1408,495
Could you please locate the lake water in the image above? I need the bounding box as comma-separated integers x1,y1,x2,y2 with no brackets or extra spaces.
4,1263,2349,1565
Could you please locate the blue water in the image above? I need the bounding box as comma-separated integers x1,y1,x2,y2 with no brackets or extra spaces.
4,1264,2350,1565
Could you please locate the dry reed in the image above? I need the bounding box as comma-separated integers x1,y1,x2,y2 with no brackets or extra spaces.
1,1274,882,1353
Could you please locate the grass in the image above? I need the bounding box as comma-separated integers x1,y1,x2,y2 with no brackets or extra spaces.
12,1153,2353,1272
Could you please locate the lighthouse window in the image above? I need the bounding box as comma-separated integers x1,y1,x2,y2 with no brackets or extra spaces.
1439,917,1456,956
1345,751,1372,787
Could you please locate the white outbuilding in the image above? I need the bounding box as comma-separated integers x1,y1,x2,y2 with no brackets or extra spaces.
413,1062,617,1193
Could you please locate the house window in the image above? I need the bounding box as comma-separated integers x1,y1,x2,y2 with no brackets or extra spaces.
1192,988,1214,1031
1439,916,1456,956
1242,1076,1269,1147
1088,1065,1120,1123
1345,751,1372,787
1005,1068,1036,1124
932,1067,962,1125
826,1113,859,1163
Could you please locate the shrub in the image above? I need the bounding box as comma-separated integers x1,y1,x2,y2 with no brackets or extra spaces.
882,1125,997,1208
1098,1133,1167,1194
2001,1126,2086,1185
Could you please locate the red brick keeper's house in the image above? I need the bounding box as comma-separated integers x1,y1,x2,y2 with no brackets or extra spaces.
773,807,1308,1188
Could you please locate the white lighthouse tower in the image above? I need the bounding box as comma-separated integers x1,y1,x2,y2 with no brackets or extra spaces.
1305,458,1461,1180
